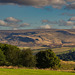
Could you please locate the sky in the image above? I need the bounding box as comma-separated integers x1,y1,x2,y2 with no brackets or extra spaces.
0,0,75,30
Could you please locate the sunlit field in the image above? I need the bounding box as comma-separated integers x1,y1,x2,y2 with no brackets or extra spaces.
0,68,75,75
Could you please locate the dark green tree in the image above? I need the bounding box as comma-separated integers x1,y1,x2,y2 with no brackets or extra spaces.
20,49,36,67
36,49,60,69
1,44,21,66
0,49,6,65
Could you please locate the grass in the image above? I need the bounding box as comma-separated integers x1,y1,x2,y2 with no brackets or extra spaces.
19,46,48,50
0,68,75,75
19,46,75,55
60,60,75,70
52,47,74,55
32,47,74,55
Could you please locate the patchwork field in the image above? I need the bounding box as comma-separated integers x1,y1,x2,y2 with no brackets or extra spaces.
28,47,75,55
0,68,75,75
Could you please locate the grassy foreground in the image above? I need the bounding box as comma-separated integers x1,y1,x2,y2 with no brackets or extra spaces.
0,68,75,75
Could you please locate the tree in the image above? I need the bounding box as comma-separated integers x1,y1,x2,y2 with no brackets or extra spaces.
0,44,21,66
20,48,36,67
36,49,60,69
0,49,6,65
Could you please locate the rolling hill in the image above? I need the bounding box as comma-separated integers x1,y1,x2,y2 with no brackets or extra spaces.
0,29,75,48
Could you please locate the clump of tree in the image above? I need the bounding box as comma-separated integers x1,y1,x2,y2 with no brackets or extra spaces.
36,49,60,69
0,43,36,67
57,50,75,61
0,43,60,69
20,49,36,67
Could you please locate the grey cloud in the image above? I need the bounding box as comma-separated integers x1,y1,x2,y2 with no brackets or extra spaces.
69,17,75,21
0,17,30,28
19,23,30,27
0,0,75,10
66,0,75,2
42,19,75,26
51,0,66,9
4,17,22,23
58,20,67,26
0,0,52,7
59,20,75,26
42,20,57,24
65,3,75,9
61,13,75,16
0,0,67,9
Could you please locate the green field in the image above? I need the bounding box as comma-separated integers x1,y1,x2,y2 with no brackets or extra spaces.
19,46,75,55
31,47,74,55
0,68,75,75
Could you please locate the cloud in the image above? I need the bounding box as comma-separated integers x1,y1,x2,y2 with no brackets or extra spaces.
0,0,67,9
0,0,75,10
40,24,51,29
69,17,75,21
61,13,75,16
65,3,75,9
59,19,75,26
19,23,30,27
42,20,49,23
0,17,30,29
66,21,75,25
42,19,75,26
58,19,67,26
0,20,7,26
12,28,18,30
50,0,66,9
42,20,57,24
66,0,75,2
4,17,22,23
72,26,75,29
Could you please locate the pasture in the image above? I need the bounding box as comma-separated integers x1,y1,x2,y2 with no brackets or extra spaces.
0,68,75,75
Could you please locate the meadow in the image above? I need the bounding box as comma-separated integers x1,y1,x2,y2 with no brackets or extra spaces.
20,46,75,55
0,68,75,75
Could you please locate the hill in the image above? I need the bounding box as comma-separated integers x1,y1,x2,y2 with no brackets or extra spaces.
0,29,75,47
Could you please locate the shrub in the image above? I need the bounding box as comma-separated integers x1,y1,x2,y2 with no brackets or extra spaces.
20,49,36,67
36,49,60,69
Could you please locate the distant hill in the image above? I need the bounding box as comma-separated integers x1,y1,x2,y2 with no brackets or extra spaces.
0,29,75,47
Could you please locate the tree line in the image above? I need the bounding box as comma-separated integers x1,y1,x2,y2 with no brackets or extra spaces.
0,43,60,69
57,49,75,61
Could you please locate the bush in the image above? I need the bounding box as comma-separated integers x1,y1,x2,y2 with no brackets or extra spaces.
36,49,60,69
20,49,36,67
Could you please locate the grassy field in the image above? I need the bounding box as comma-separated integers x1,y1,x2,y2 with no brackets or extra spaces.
19,46,75,55
52,47,74,55
0,68,75,75
0,60,75,75
60,60,75,70
32,47,75,55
